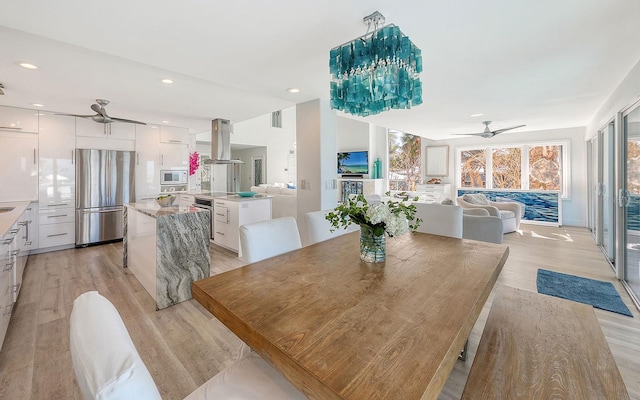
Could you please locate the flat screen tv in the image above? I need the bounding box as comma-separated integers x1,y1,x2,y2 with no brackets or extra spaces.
338,151,368,175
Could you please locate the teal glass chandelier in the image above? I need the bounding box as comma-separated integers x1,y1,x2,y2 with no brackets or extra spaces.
329,11,423,117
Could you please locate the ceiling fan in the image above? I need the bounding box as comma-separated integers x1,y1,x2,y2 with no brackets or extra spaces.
454,121,525,138
57,99,146,125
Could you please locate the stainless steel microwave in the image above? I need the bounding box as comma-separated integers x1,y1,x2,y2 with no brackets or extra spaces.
160,170,187,185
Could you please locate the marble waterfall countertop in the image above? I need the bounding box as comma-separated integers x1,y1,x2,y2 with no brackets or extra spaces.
0,201,32,236
124,201,210,309
124,201,209,218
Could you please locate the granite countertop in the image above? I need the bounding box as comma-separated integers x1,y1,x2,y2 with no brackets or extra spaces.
125,201,209,219
0,201,31,236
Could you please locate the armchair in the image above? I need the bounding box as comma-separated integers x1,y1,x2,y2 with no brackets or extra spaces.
462,209,504,244
457,193,521,233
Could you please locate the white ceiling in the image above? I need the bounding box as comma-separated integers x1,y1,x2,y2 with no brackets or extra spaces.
1,1,640,140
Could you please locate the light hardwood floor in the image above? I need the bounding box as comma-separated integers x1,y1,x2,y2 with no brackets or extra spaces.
0,225,638,400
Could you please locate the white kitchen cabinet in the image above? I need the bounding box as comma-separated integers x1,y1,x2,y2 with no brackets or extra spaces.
160,125,189,144
135,125,161,200
75,117,136,141
213,198,271,254
0,105,39,134
38,221,75,249
38,112,75,207
160,142,189,170
18,202,38,253
0,132,38,202
0,229,15,350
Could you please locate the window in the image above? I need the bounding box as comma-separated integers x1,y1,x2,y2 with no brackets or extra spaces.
388,130,421,191
457,142,569,197
529,145,562,191
492,147,521,189
460,149,486,188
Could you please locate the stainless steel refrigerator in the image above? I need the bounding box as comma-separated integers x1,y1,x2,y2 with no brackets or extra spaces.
75,149,135,246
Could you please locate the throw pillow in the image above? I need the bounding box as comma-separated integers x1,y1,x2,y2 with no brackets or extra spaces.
441,198,454,205
462,193,489,205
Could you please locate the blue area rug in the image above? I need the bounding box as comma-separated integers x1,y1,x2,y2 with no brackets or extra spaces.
537,269,633,317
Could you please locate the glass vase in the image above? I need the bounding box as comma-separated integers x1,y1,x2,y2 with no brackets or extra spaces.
360,226,386,263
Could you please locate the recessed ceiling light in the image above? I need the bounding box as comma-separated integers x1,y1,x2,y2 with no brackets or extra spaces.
17,62,38,70
161,79,174,84
162,120,169,124
32,103,44,107
470,113,484,117
287,87,300,93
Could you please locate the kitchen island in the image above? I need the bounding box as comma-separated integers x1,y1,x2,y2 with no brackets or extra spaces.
193,192,272,255
124,201,210,310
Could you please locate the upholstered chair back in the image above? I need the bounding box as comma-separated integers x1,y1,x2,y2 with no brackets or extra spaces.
412,202,463,238
305,210,360,245
239,217,302,263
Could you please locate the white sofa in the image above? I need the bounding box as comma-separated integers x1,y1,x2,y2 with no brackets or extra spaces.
251,185,297,219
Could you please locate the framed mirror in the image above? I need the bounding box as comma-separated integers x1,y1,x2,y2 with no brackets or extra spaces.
425,145,449,176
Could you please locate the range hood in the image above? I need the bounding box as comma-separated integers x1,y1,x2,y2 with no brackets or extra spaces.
203,118,244,164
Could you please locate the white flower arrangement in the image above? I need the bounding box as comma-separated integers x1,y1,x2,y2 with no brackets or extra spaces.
326,193,421,237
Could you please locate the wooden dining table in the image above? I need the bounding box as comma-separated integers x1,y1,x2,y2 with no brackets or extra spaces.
192,231,509,400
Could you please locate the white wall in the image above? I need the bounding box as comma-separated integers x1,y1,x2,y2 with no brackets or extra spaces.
234,146,267,191
588,58,640,138
231,106,296,184
429,126,587,227
296,99,338,245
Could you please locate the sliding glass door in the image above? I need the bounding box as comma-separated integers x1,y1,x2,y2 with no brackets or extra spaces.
602,122,616,261
623,106,640,301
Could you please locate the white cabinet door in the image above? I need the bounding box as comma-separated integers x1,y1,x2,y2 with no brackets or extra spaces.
160,125,189,144
159,143,189,170
0,132,38,202
135,125,160,199
38,112,75,206
109,123,136,141
0,237,13,350
75,117,106,137
0,106,39,134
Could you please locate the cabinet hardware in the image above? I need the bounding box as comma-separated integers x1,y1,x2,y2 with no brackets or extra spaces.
47,203,69,207
33,148,36,164
136,153,139,165
168,139,182,143
10,250,19,257
47,214,68,218
161,154,164,165
3,237,14,245
72,150,75,164
25,241,32,246
11,284,20,294
9,229,18,234
216,231,225,236
3,263,12,272
47,233,68,237
17,221,28,226
0,126,22,130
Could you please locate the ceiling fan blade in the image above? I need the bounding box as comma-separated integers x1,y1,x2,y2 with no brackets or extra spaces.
111,116,147,125
452,132,488,137
90,103,109,118
55,113,98,118
492,124,526,135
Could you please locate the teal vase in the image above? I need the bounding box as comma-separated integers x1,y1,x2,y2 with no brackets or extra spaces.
359,225,386,263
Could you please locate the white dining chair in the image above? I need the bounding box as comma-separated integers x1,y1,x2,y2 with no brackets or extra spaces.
305,210,360,245
239,217,302,263
69,291,306,400
412,202,463,238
